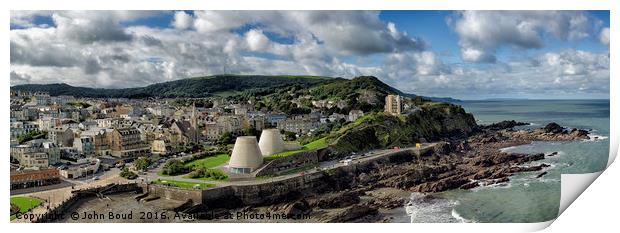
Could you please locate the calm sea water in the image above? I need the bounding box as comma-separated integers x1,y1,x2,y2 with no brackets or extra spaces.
405,99,610,223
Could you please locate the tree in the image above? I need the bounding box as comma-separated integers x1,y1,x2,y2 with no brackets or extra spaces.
281,130,297,141
134,157,151,171
120,167,138,180
17,130,47,144
217,132,234,145
161,159,188,176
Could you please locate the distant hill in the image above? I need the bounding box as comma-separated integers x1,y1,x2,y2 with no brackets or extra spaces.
11,74,460,103
10,75,333,98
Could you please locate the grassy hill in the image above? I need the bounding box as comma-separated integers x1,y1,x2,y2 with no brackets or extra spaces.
10,75,334,98
326,102,477,155
12,74,461,115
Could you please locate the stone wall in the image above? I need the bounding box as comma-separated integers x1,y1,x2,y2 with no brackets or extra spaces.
143,184,203,204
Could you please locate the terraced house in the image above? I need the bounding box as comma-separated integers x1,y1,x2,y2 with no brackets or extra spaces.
109,128,150,157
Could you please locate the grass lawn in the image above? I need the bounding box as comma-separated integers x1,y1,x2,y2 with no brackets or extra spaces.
158,154,230,176
265,137,328,161
185,153,229,170
184,154,230,181
152,179,214,189
10,196,43,220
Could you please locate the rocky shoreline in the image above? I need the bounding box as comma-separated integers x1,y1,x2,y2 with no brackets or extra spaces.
209,121,590,223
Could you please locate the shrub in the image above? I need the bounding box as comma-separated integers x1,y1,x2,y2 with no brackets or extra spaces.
134,157,152,171
120,167,138,180
188,167,228,180
161,159,189,176
203,169,228,180
188,167,205,178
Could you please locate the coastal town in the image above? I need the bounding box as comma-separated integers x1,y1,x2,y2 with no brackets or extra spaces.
9,83,593,223
10,86,430,221
8,9,610,225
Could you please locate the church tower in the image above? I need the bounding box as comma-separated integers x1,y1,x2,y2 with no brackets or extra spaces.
191,102,197,128
190,102,199,143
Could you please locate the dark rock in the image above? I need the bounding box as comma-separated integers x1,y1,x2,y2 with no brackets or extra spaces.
282,199,311,216
548,151,558,156
488,177,510,185
321,204,378,223
308,191,360,209
536,172,548,178
460,182,480,190
480,136,498,143
411,176,469,193
371,196,406,209
483,120,528,130
434,141,452,155
570,128,589,138
544,122,564,134
456,141,470,151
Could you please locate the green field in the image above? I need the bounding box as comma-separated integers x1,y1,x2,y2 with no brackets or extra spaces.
151,179,214,189
184,154,230,181
158,154,229,177
265,137,328,161
185,153,229,169
10,196,43,220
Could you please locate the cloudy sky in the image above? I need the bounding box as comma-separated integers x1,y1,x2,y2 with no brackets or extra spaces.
10,10,609,99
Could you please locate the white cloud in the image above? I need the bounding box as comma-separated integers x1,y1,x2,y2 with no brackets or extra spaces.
172,11,193,29
451,11,602,62
178,11,425,56
245,29,270,51
9,11,609,99
10,71,32,85
599,27,610,45
10,11,53,28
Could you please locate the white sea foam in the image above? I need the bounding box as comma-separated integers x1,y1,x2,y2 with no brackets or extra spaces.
499,146,517,153
539,178,560,183
584,134,609,141
406,193,459,223
451,208,475,223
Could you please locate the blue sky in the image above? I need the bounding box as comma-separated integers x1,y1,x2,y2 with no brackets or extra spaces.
10,10,610,99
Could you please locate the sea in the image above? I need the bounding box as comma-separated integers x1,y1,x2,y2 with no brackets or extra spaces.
403,99,610,223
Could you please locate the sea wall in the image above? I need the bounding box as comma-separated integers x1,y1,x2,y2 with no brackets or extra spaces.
143,184,203,204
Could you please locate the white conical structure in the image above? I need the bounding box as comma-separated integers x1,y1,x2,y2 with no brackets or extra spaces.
229,136,263,174
258,129,286,156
